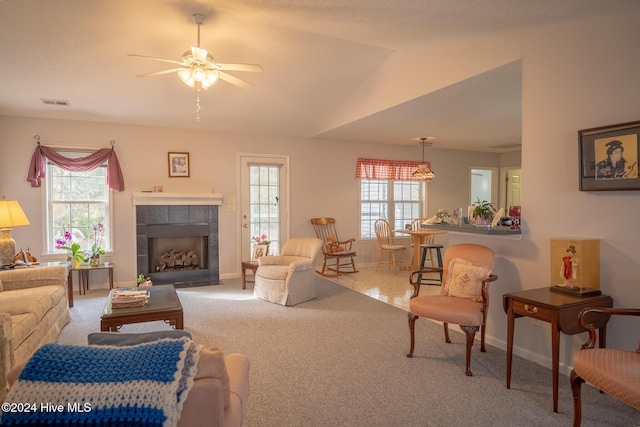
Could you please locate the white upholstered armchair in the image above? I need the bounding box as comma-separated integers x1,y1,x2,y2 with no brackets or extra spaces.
254,237,323,306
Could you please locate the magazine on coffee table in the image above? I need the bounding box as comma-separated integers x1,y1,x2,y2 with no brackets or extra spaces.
111,290,150,308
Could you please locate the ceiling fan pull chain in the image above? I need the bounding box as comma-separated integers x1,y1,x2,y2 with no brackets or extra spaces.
196,90,201,122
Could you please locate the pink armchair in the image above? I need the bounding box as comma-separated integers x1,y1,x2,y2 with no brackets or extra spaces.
406,243,498,376
570,307,640,426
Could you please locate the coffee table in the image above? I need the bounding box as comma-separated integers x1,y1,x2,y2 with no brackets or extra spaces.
100,285,184,332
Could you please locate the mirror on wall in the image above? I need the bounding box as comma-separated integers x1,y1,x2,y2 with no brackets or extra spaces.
470,166,522,214
470,168,498,205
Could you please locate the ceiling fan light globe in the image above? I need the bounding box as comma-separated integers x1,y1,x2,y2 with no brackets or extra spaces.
178,69,191,81
178,72,195,87
205,70,219,85
193,67,206,82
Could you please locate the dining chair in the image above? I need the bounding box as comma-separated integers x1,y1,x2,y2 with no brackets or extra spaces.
374,219,408,274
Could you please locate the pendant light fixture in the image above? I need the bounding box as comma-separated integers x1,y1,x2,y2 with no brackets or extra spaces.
412,137,435,181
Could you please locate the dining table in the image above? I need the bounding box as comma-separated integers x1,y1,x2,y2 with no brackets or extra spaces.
394,228,448,269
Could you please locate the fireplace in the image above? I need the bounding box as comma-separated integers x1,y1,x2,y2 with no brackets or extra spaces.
134,193,222,287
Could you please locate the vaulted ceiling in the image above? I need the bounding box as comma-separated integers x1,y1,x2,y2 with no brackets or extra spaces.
2,1,639,152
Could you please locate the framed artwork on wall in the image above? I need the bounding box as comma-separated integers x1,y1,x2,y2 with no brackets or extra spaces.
168,152,190,177
579,120,640,191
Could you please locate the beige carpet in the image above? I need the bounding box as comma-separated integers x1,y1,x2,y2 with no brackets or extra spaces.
56,278,638,426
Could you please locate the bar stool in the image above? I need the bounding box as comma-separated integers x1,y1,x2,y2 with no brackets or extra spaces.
417,244,443,286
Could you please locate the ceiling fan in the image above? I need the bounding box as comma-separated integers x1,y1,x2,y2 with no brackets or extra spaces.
128,12,263,90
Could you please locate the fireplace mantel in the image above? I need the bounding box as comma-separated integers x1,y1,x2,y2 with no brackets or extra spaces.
133,192,223,206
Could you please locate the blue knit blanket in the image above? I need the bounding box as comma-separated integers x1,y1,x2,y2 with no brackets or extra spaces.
1,338,200,427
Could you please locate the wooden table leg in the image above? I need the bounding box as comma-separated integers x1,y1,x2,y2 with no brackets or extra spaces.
67,269,74,308
552,320,560,413
506,300,514,389
411,235,422,269
242,265,248,290
108,267,114,290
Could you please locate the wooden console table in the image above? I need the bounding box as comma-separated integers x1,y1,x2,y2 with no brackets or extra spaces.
503,287,613,413
77,263,114,295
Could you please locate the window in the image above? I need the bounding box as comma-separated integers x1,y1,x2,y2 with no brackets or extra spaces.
360,179,424,238
249,164,281,255
46,151,112,255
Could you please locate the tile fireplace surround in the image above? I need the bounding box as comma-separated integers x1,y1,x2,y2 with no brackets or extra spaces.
133,193,222,287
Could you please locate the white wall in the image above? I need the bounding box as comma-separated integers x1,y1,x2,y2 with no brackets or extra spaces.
0,116,498,279
1,10,639,378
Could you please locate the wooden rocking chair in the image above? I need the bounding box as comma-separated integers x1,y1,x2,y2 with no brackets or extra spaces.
310,218,358,277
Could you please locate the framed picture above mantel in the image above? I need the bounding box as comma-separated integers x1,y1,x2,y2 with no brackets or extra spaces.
168,152,190,178
579,120,640,191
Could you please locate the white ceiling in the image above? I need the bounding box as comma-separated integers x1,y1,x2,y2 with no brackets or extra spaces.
2,1,639,152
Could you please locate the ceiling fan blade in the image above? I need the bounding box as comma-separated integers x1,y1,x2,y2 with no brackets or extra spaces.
128,54,186,67
216,63,264,72
136,68,185,78
218,71,254,89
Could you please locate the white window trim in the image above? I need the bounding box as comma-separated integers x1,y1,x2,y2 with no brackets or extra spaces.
39,154,114,261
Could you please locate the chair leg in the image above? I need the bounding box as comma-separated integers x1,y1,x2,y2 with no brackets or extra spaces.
407,313,418,357
391,252,397,273
460,325,479,376
570,370,584,427
443,323,451,343
480,323,487,352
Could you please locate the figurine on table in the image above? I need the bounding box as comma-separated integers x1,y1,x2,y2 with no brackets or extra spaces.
561,245,580,288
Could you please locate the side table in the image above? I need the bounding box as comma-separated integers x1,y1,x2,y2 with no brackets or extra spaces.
77,263,114,295
241,261,258,289
503,287,613,413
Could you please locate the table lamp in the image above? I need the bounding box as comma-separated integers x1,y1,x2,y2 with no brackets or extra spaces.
0,197,30,266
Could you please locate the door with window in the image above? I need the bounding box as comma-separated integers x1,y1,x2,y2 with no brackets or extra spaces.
239,155,289,261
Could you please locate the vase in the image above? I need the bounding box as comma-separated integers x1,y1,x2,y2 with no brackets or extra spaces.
67,256,80,268
89,255,100,267
475,216,492,228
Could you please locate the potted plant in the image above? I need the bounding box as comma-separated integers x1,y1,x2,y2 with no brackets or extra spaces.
55,230,84,268
84,223,106,267
137,273,152,287
472,199,495,227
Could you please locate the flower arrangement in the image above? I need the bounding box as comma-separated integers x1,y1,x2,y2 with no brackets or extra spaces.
434,210,453,225
252,234,270,245
84,223,106,262
56,230,84,267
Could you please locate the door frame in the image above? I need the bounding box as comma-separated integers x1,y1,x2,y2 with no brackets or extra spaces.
499,165,522,212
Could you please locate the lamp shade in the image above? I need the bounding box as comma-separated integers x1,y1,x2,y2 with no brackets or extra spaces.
413,138,436,180
0,198,30,229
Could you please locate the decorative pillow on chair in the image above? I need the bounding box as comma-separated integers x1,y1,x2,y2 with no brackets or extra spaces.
444,258,492,302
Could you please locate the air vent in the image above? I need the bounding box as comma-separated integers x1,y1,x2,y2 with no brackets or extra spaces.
41,98,70,106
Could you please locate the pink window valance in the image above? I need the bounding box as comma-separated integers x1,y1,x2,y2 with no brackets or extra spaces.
27,145,125,191
355,157,430,181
